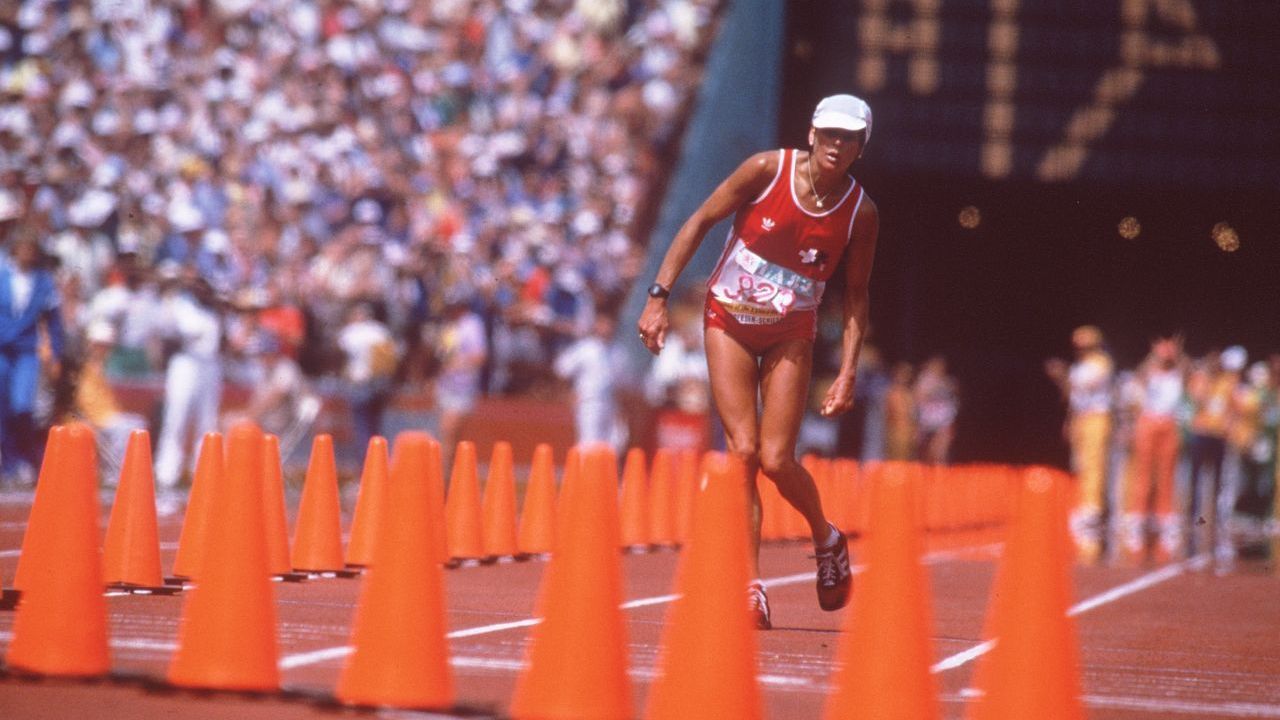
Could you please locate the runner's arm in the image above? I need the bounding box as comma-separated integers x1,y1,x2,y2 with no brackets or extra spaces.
820,196,879,417
637,152,779,354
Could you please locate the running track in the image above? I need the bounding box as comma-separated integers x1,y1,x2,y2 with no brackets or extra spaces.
1,492,1278,719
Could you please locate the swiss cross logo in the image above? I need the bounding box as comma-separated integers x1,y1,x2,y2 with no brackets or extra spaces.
761,217,776,232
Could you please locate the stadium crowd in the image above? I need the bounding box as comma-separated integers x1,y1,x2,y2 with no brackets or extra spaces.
0,0,722,486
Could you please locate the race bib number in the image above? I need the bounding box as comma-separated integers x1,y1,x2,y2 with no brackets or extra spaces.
710,241,822,322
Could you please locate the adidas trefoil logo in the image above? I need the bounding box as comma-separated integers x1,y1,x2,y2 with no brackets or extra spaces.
761,217,776,232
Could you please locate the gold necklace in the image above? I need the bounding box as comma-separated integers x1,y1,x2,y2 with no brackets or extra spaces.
806,153,831,209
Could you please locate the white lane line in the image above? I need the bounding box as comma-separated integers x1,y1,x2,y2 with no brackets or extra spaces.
447,654,841,690
1079,694,1280,718
930,640,995,673
0,630,177,653
449,659,1280,717
930,554,1209,674
278,543,1000,672
0,541,180,559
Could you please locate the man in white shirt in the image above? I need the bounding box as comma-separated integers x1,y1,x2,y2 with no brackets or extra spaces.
153,275,224,489
338,302,397,455
555,316,625,451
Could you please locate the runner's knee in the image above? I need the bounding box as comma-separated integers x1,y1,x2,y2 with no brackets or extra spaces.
723,432,760,468
758,447,797,479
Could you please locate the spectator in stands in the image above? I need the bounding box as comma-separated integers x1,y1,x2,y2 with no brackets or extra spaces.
222,330,314,443
434,294,487,459
555,314,626,451
914,355,958,464
1230,361,1276,533
1122,336,1186,558
0,0,724,467
86,245,153,376
73,319,146,481
1185,346,1243,560
153,273,224,490
0,230,65,486
337,301,397,456
1045,325,1114,553
644,300,709,410
884,362,916,461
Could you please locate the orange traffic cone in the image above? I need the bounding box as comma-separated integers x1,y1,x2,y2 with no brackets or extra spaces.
103,429,165,589
645,453,762,720
347,436,390,568
167,422,280,691
482,441,519,560
967,468,1084,720
422,437,450,565
445,441,484,563
171,432,224,581
966,465,1064,701
674,449,699,544
555,446,582,522
823,463,940,720
518,443,557,557
336,431,454,709
510,445,631,719
292,433,345,573
13,425,66,592
647,448,677,547
619,448,650,552
6,423,110,677
260,434,293,577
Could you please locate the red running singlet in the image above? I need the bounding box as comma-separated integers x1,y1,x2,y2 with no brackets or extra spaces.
705,148,866,356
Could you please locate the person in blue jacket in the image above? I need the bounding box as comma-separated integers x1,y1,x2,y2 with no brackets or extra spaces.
0,231,65,485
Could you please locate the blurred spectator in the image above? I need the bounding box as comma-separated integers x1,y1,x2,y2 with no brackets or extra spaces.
555,314,625,451
222,330,315,442
884,362,916,461
1122,336,1186,557
153,273,224,489
1230,361,1276,529
0,231,65,485
914,355,957,464
643,301,708,409
1185,346,1243,558
73,319,146,480
86,247,155,376
644,298,712,453
337,301,397,455
1045,325,1114,548
433,296,486,458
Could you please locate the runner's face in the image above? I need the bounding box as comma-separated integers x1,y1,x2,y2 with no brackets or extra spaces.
809,127,864,173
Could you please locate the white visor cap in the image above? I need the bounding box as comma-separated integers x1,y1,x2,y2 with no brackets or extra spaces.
811,94,872,145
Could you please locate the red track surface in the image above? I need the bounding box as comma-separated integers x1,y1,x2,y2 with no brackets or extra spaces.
1,491,1278,719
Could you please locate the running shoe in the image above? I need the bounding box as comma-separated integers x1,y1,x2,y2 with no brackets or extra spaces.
748,582,772,630
814,524,852,611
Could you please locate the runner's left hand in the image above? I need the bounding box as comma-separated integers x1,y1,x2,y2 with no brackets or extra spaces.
819,374,856,417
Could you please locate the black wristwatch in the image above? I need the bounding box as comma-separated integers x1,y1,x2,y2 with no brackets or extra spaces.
647,282,670,300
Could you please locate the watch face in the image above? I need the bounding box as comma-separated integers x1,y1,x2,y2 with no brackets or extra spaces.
648,284,666,298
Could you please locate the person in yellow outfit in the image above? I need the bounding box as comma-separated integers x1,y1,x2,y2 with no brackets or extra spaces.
73,321,148,482
1046,325,1114,554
